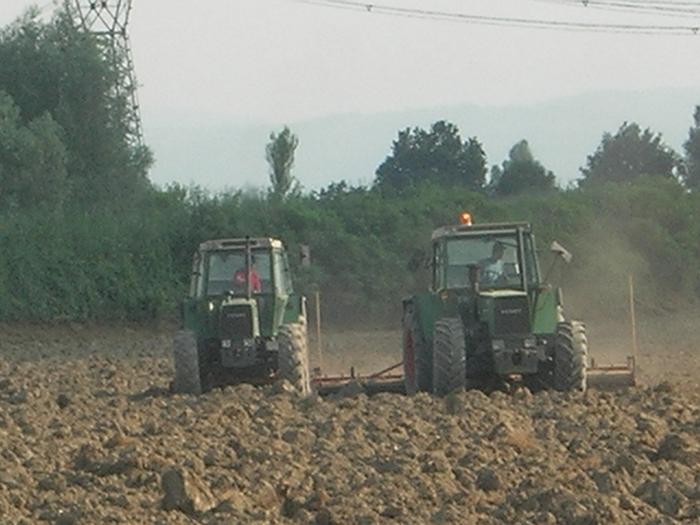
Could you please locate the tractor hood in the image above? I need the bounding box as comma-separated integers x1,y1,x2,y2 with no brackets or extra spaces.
477,290,531,336
217,296,260,340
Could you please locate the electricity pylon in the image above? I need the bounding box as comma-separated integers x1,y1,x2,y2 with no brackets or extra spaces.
66,1,144,146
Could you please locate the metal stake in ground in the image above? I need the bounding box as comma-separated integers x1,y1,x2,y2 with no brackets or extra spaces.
315,291,323,372
629,274,639,365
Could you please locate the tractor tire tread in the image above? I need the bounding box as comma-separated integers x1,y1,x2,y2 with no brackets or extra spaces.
172,330,203,395
432,318,467,396
403,305,432,395
554,321,588,392
278,323,312,395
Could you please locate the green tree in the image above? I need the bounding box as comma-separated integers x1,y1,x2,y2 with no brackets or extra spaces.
0,91,67,209
375,121,487,192
266,126,299,198
463,137,489,189
684,106,700,190
580,122,679,185
0,9,152,209
493,140,556,195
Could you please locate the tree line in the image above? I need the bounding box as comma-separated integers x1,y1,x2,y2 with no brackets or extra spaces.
368,117,697,196
268,115,699,199
1,9,700,324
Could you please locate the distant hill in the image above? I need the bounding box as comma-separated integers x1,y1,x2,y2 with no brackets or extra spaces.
144,88,699,191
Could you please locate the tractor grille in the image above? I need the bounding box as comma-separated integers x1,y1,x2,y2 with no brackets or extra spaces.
494,296,530,335
220,305,254,340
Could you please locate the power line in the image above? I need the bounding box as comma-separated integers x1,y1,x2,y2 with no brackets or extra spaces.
533,0,700,17
293,0,700,35
578,0,700,6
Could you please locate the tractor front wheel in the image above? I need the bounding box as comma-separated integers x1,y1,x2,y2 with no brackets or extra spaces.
278,323,311,395
553,321,588,392
172,330,203,395
432,318,467,397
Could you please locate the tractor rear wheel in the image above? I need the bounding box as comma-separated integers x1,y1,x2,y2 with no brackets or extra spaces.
278,323,311,395
172,330,203,395
432,318,467,396
553,321,588,392
403,305,432,395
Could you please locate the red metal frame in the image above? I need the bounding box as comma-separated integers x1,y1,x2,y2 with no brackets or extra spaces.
312,361,404,386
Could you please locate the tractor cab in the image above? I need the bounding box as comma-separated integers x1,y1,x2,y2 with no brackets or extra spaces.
431,219,540,294
186,238,300,341
172,237,310,395
430,217,562,337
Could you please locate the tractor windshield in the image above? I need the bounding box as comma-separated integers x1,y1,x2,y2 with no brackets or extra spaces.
444,234,523,290
205,250,272,296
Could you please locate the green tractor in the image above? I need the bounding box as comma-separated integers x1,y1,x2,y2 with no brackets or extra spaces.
171,237,311,395
403,216,588,395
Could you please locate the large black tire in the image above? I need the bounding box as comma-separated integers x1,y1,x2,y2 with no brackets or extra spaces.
554,321,588,392
278,323,311,395
172,330,203,395
402,305,432,395
432,318,467,397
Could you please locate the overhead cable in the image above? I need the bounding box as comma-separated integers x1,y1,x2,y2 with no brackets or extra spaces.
293,0,700,35
533,0,700,17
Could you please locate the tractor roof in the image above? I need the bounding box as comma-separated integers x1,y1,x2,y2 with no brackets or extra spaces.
432,222,531,241
198,238,284,251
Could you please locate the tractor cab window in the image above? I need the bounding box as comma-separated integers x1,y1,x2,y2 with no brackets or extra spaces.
433,242,446,291
523,234,541,287
445,235,523,290
206,250,272,296
273,251,294,295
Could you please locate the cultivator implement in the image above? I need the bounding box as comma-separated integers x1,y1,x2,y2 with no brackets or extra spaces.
312,362,405,396
312,353,636,397
587,355,636,389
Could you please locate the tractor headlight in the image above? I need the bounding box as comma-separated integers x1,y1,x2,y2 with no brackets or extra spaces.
523,337,536,349
491,339,505,351
208,301,215,312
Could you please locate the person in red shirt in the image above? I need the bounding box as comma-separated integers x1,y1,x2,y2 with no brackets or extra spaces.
233,256,262,293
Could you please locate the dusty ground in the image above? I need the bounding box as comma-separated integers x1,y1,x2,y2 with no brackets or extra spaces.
1,317,700,524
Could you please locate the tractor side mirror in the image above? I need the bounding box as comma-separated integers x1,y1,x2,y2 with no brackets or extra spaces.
550,241,573,264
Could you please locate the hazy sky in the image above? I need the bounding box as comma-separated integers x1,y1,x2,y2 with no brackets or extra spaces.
1,0,699,188
140,0,699,123
2,0,698,120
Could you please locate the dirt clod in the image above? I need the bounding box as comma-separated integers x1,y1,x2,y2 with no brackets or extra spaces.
160,467,216,515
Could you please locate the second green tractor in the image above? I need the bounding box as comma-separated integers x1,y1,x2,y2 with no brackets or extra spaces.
403,217,588,395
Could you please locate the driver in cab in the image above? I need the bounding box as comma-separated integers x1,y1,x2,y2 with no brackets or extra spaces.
233,255,262,293
479,242,506,285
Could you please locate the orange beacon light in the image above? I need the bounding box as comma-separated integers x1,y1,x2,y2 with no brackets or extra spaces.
459,212,472,225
